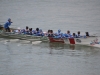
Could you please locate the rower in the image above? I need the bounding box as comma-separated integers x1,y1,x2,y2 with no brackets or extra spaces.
58,29,61,35
35,29,44,36
25,26,29,34
53,29,61,38
39,29,44,36
67,30,71,37
54,33,61,38
61,33,65,38
72,33,77,38
48,30,51,37
34,28,39,36
48,30,54,37
86,32,89,37
21,29,25,34
34,28,44,36
64,30,72,38
50,30,54,37
29,28,33,35
14,27,21,34
36,28,39,33
76,31,81,38
4,18,13,32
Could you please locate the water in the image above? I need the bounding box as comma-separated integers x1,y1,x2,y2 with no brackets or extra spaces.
0,39,100,75
0,0,100,75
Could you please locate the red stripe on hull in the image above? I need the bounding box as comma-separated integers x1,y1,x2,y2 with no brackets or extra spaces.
69,38,75,44
49,37,64,43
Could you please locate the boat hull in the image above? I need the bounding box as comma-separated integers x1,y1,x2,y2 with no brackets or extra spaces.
0,32,48,41
48,37,64,43
64,37,98,45
48,37,100,47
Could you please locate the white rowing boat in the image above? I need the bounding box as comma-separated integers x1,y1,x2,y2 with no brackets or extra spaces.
0,25,100,48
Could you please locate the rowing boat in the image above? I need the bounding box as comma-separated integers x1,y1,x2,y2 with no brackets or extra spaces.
0,25,100,48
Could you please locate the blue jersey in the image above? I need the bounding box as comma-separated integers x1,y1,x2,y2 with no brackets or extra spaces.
4,21,12,28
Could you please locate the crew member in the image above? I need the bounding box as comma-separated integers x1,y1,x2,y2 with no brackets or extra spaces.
4,18,13,32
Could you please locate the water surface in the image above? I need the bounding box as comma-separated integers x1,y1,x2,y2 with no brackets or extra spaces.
0,0,100,75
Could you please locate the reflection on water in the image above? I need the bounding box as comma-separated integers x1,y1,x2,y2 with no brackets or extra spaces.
37,42,100,57
0,38,99,57
48,42,99,50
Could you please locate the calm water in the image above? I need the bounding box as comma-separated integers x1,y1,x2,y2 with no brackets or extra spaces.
0,0,100,75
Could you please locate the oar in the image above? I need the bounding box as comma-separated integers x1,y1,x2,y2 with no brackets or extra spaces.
32,41,42,45
90,33,100,37
19,40,30,44
9,39,19,42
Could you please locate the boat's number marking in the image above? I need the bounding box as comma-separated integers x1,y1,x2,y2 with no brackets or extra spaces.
76,39,81,43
